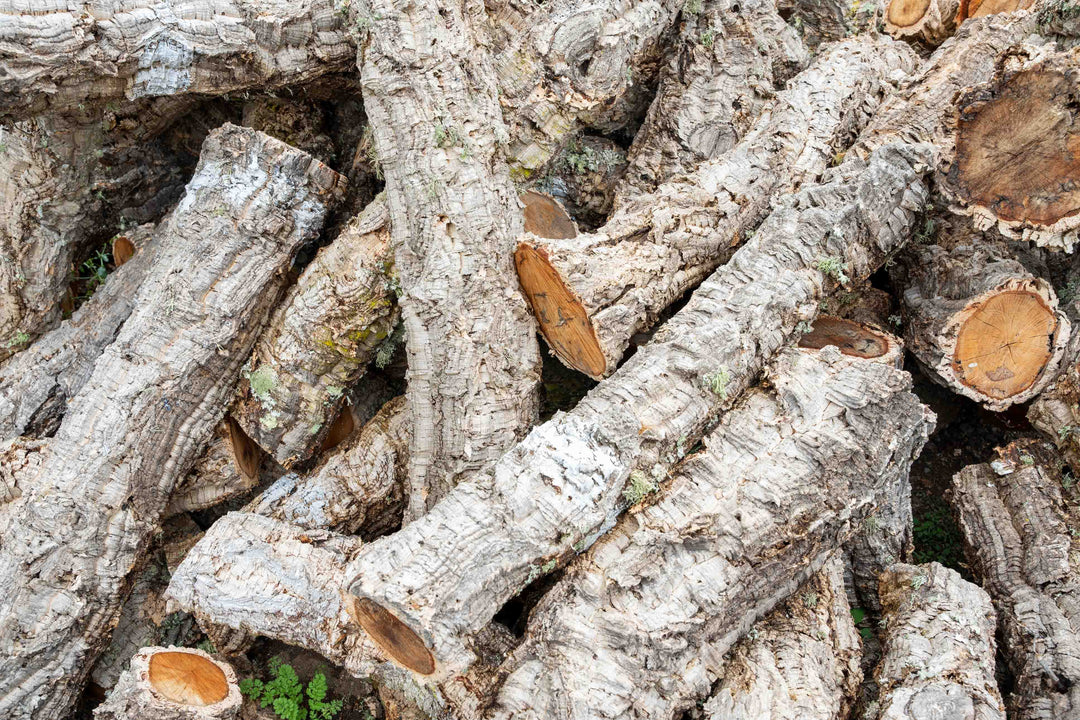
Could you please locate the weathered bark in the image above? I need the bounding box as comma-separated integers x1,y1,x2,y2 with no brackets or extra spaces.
797,316,904,367
534,137,629,230
0,0,354,121
615,0,809,196
343,142,930,680
0,125,343,720
957,0,1036,24
355,0,542,520
231,195,397,468
164,418,270,516
885,0,960,44
0,221,156,440
951,440,1080,720
515,34,918,378
485,346,932,720
1029,347,1080,478
892,239,1071,410
871,563,1004,720
702,553,863,720
93,647,242,720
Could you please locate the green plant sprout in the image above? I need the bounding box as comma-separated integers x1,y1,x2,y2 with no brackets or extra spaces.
239,659,343,720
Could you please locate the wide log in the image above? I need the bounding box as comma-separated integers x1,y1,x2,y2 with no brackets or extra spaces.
0,125,343,720
956,0,1036,24
884,0,960,45
515,34,918,378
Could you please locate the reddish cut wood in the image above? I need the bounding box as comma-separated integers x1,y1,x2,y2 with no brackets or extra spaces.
798,317,892,359
955,0,1034,22
347,597,435,676
226,416,261,484
147,651,229,706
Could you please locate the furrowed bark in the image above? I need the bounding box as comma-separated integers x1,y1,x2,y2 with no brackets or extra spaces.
1028,309,1080,476
0,0,354,121
703,554,863,720
951,440,1080,720
871,563,1004,720
231,195,397,468
956,0,1036,24
616,0,809,196
0,125,344,720
892,239,1071,410
164,418,270,516
355,0,541,519
486,346,933,720
343,142,931,680
93,647,242,720
515,34,918,378
884,0,960,45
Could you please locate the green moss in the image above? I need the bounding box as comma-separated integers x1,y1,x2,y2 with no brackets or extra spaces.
247,367,278,401
623,471,658,505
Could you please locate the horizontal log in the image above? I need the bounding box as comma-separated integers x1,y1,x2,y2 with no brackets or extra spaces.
164,417,271,516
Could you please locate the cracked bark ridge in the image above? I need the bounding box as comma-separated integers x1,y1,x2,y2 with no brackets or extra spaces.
952,440,1080,720
343,143,931,680
703,553,863,720
0,125,343,720
1028,299,1080,476
231,196,397,468
515,34,918,378
885,0,960,44
871,563,1004,720
487,346,933,720
892,240,1071,410
956,0,1036,23
93,647,241,720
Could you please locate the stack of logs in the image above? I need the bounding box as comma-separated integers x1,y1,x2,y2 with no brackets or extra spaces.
0,0,1077,718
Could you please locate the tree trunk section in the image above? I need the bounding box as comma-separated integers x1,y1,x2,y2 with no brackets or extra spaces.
871,562,1005,720
0,125,343,720
884,0,960,45
164,418,271,517
516,34,918,378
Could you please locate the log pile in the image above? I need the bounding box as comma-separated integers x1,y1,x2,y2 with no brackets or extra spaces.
2,1,1080,718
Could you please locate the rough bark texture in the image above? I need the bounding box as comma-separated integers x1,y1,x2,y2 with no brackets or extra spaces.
343,142,931,680
486,346,933,720
231,195,397,468
0,125,343,720
615,0,810,196
871,563,1004,720
0,0,354,121
951,440,1080,720
93,646,242,720
355,0,542,519
884,0,960,44
1028,300,1080,476
515,34,918,378
892,239,1071,410
702,553,863,720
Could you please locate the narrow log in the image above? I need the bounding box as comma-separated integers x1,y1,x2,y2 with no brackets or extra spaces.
956,0,1036,23
798,316,904,367
951,440,1080,719
486,346,932,720
616,0,809,196
892,239,1071,410
164,418,268,517
93,647,242,720
0,125,344,720
231,196,397,467
702,554,863,720
871,563,1004,720
343,143,931,680
515,34,918,378
884,0,960,44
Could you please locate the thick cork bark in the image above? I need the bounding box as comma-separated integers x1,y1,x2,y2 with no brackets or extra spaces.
952,440,1080,720
892,239,1071,410
231,196,397,468
486,347,933,720
884,0,960,44
871,563,1005,720
164,418,270,516
515,35,918,378
94,647,241,720
703,554,863,720
0,125,343,720
342,143,931,680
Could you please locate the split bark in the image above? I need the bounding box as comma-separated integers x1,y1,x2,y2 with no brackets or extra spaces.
884,0,960,45
951,440,1080,720
343,142,931,680
0,125,344,720
702,553,863,720
515,34,918,378
486,346,933,720
871,563,1004,720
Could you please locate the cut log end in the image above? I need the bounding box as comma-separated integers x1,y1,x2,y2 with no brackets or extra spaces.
798,317,893,359
515,241,607,379
226,416,261,483
320,406,356,453
887,0,932,28
147,651,230,707
955,0,1034,22
952,288,1057,400
111,236,136,267
346,597,435,676
520,191,578,240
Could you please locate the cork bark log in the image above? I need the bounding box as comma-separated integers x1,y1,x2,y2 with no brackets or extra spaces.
342,142,931,681
871,563,1005,720
0,125,343,720
164,418,272,517
515,34,918,378
486,346,933,720
884,0,960,45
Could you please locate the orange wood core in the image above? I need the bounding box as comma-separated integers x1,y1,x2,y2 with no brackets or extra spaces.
521,190,577,239
226,416,261,482
148,651,229,707
956,0,1033,22
348,597,436,675
798,317,890,358
112,236,136,266
952,290,1057,400
953,65,1080,226
515,242,607,378
320,406,355,452
888,0,931,26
